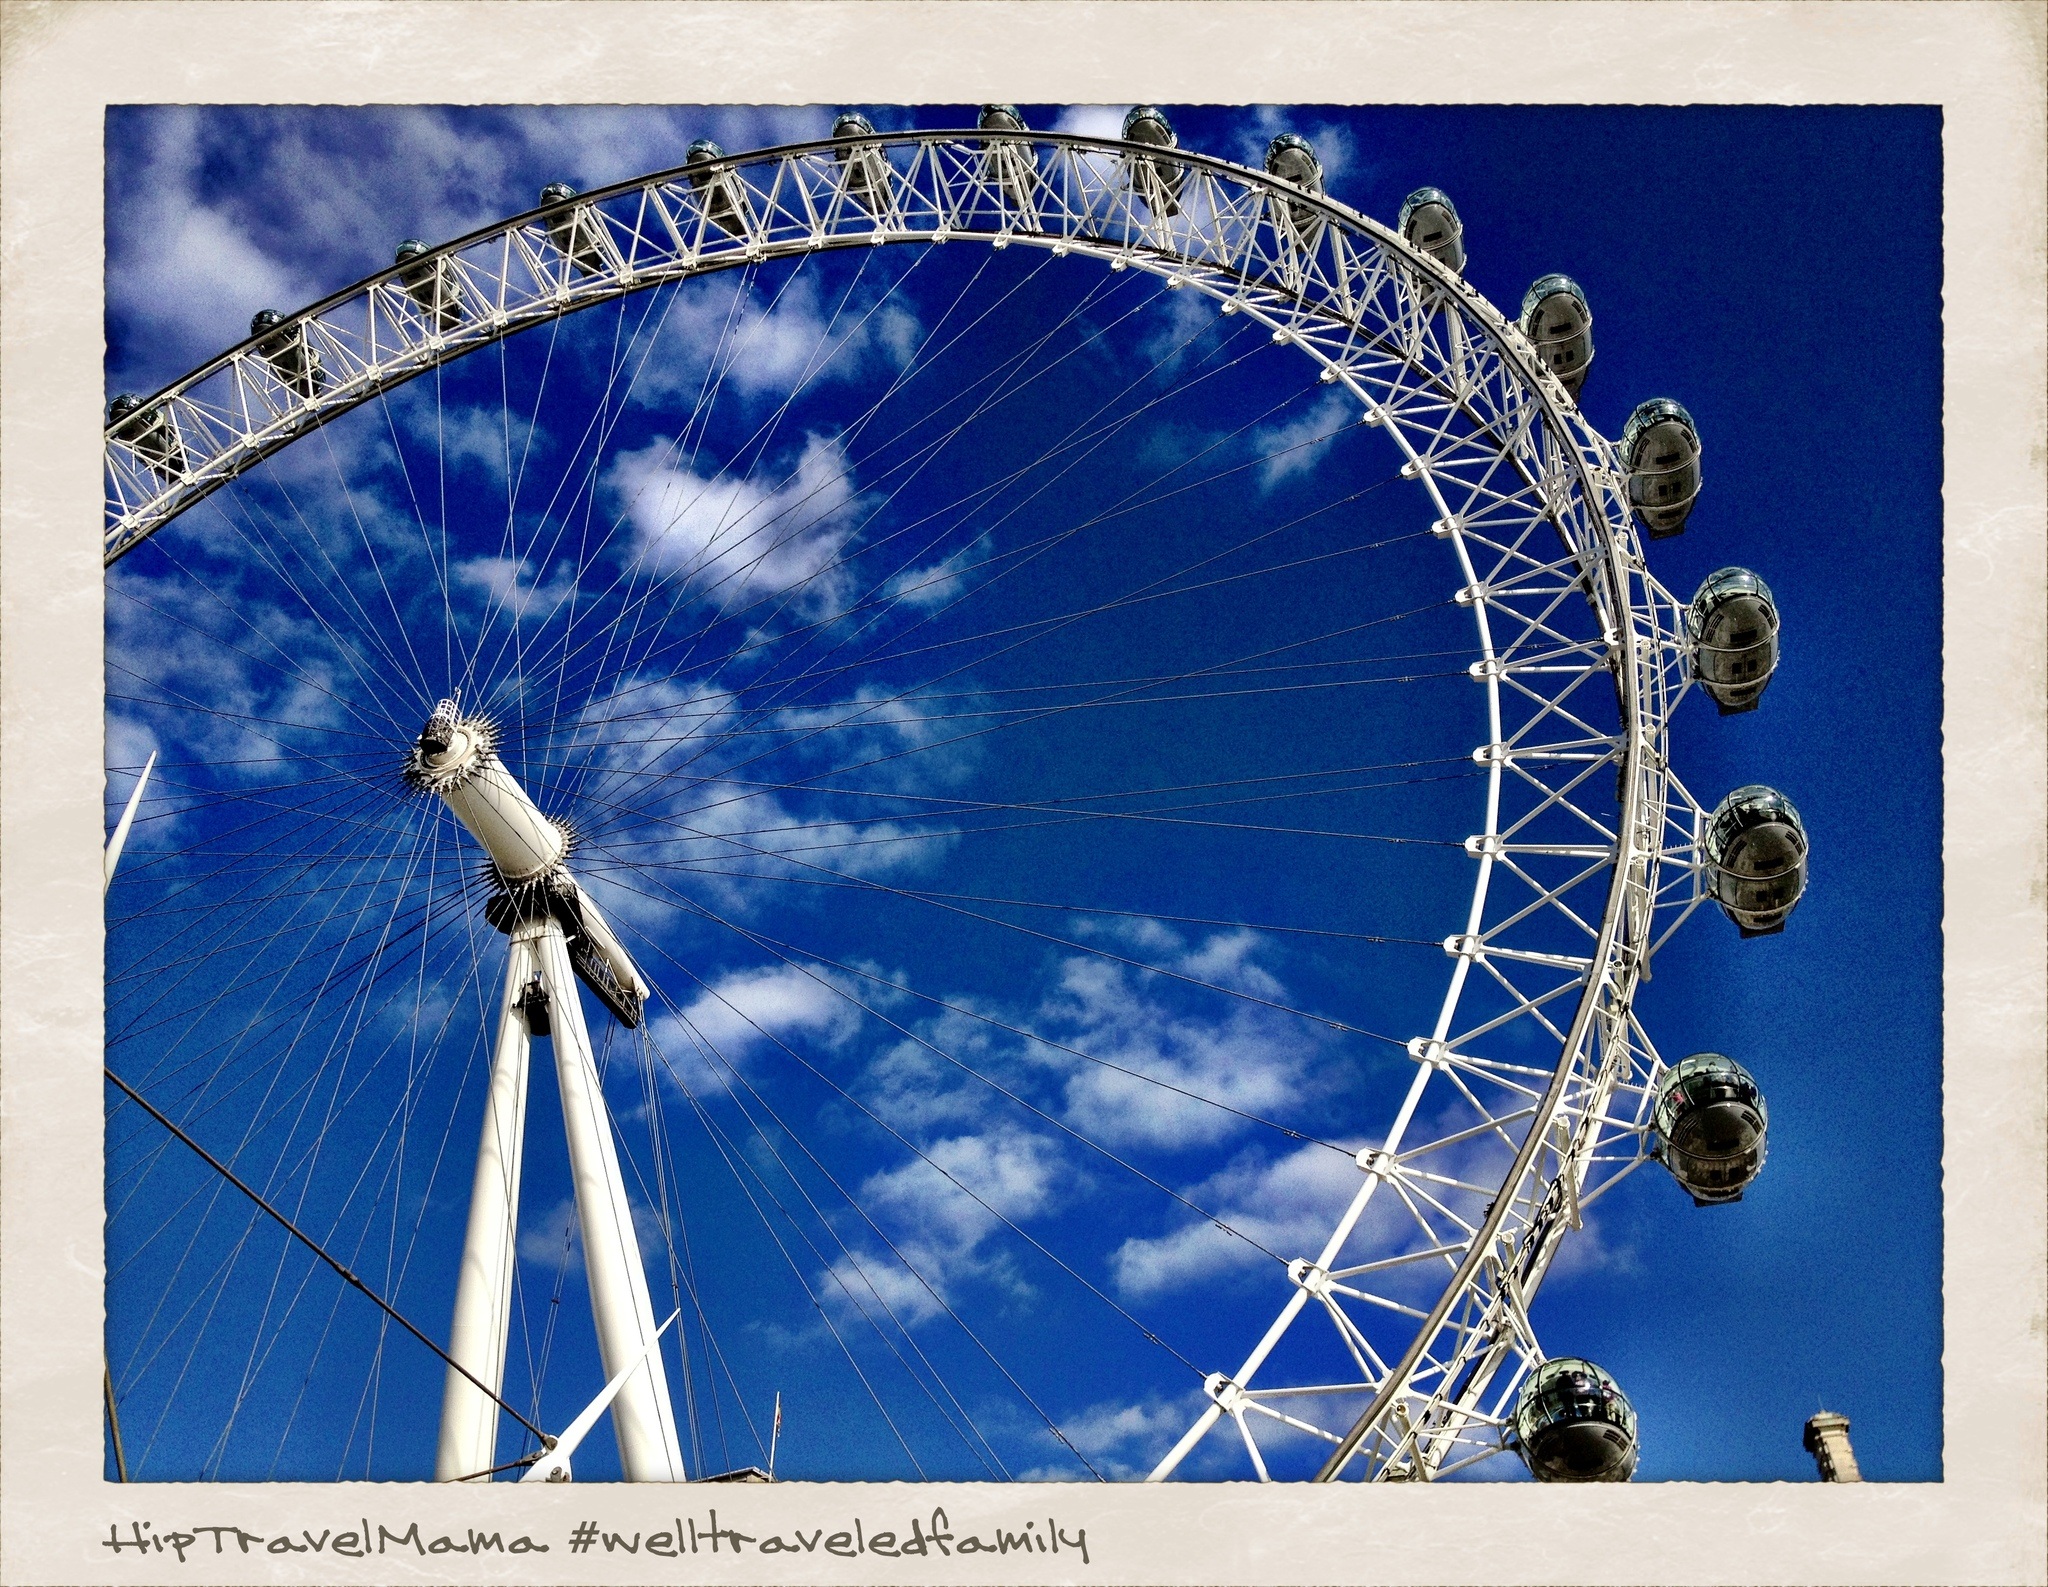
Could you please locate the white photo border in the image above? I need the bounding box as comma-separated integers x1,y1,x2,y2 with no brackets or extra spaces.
3,3,2042,1583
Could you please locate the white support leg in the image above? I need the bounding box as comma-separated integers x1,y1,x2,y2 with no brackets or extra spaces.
436,927,540,1481
534,921,686,1482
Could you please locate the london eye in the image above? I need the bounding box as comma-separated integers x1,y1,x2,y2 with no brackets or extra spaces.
102,104,1881,1486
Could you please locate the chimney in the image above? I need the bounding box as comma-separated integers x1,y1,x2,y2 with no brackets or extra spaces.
1803,1410,1862,1482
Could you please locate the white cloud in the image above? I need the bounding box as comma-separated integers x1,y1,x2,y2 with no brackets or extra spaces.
1049,105,1131,194
630,270,923,412
1252,390,1358,488
104,105,847,398
1051,106,1130,141
860,1020,1006,1135
454,554,579,622
607,432,859,613
1229,109,1363,189
1176,929,1286,998
879,537,985,611
515,1193,670,1271
658,962,860,1081
1109,1141,1372,1298
1033,929,1314,1151
1017,1391,1202,1481
105,717,161,793
104,718,176,855
863,1128,1063,1245
105,566,380,780
774,681,977,793
820,1126,1069,1326
1540,1210,1640,1283
1108,1082,1542,1310
818,1252,954,1330
430,405,546,483
1136,284,1228,368
517,1194,581,1268
106,109,314,378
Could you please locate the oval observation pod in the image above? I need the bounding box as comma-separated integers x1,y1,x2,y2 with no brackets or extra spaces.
248,309,326,400
108,392,187,479
1651,1052,1769,1205
1264,132,1324,239
1704,783,1808,936
1520,274,1593,397
1508,1357,1639,1482
1122,104,1185,218
1397,186,1465,274
977,105,1038,214
1622,397,1701,537
1688,567,1780,714
682,143,753,240
394,238,465,331
833,114,891,218
1265,131,1322,189
539,182,620,274
832,113,892,218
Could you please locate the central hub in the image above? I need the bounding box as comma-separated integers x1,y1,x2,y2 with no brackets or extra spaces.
406,699,567,886
406,698,499,794
407,699,648,1028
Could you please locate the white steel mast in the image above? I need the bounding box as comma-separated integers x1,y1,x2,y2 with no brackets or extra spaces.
408,700,684,1483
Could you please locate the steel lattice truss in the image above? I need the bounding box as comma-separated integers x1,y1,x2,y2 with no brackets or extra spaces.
103,128,1716,1482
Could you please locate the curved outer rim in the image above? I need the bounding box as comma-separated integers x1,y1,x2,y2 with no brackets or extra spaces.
102,126,1682,1482
103,128,1615,561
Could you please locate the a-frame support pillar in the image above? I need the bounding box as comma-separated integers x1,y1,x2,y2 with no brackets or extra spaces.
435,916,684,1481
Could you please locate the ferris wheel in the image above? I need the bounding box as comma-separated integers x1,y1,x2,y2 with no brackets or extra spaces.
101,107,1809,1485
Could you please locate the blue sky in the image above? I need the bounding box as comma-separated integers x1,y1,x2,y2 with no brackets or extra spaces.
103,103,1942,1485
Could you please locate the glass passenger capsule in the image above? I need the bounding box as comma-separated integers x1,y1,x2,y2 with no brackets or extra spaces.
1397,186,1465,274
1508,1357,1639,1482
1622,397,1702,537
682,144,753,241
248,309,326,400
977,105,1038,213
394,239,466,331
537,183,619,275
1264,132,1325,239
1122,104,1185,218
107,393,186,479
1520,273,1594,397
832,112,892,218
1704,784,1808,936
1651,1052,1769,1205
1688,567,1780,714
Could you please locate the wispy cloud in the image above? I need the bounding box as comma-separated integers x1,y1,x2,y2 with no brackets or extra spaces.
1018,1390,1204,1480
1251,390,1359,488
105,105,844,395
650,961,861,1098
823,1125,1071,1325
106,108,315,384
1227,108,1365,189
607,432,860,612
630,272,922,412
1030,929,1319,1152
454,554,579,620
1108,1141,1371,1298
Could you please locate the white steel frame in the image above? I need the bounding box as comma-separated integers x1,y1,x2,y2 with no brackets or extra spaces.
105,127,1717,1483
436,913,685,1482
